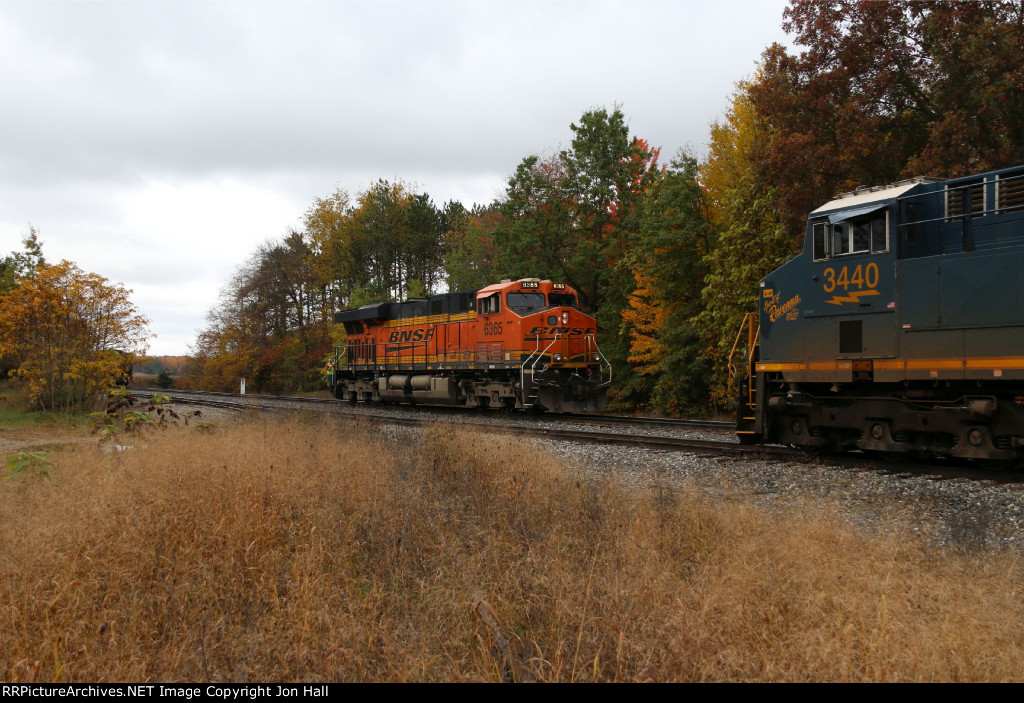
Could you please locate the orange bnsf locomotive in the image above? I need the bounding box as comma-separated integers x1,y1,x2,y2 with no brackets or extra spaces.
330,278,611,412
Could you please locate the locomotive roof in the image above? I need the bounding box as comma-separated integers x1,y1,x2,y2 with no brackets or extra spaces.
811,180,929,216
334,289,478,324
334,302,391,323
333,282,579,325
476,278,574,295
477,279,523,294
813,166,1024,218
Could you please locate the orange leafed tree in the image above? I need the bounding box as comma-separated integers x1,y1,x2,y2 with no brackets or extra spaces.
621,269,669,378
0,261,150,410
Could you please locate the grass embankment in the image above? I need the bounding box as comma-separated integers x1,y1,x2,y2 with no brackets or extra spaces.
0,384,92,431
1,417,1023,682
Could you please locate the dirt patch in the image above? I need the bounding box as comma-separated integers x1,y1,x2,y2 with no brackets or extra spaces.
0,427,94,456
0,402,238,460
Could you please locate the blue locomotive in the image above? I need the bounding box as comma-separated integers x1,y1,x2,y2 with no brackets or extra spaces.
733,164,1024,465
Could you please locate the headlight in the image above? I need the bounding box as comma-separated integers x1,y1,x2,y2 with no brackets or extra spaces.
553,353,563,362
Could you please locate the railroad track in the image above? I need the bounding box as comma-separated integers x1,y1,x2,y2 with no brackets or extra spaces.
133,388,1024,483
134,388,732,430
134,388,773,456
535,412,733,432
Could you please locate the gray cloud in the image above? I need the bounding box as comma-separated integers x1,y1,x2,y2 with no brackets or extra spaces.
0,0,790,354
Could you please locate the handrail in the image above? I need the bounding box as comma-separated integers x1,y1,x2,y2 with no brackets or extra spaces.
520,331,544,392
727,312,759,381
895,206,1024,231
519,333,561,406
519,334,543,405
532,334,560,373
585,333,612,388
897,177,1024,231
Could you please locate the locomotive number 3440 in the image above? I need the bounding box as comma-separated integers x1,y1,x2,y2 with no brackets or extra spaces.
822,262,880,293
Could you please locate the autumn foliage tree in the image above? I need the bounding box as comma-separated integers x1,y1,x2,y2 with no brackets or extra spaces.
493,109,660,314
0,230,47,378
750,0,1024,239
697,84,790,407
305,180,447,308
621,154,713,415
187,232,332,393
0,261,150,410
442,202,504,291
189,180,451,394
0,228,45,294
906,0,1024,176
490,108,664,409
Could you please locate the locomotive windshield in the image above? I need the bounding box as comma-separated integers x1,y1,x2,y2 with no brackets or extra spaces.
548,293,578,308
506,292,546,312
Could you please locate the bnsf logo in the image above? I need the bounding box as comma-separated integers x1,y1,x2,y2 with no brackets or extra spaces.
388,327,436,343
527,326,595,336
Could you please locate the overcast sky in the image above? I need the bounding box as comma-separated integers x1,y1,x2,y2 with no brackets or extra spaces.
0,0,791,355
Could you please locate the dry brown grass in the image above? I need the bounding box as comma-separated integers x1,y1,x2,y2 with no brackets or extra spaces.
2,417,1023,682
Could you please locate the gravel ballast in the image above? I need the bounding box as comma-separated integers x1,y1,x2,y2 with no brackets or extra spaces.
168,393,1024,553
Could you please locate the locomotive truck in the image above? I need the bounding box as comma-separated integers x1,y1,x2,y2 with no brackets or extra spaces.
732,164,1024,465
330,278,610,412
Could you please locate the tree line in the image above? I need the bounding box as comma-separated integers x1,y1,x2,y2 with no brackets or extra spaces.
185,0,1024,414
0,229,150,410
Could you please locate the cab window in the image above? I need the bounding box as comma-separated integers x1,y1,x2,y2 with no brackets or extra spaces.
812,221,828,260
839,211,887,255
869,214,887,252
821,211,888,258
833,221,865,255
477,293,500,315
